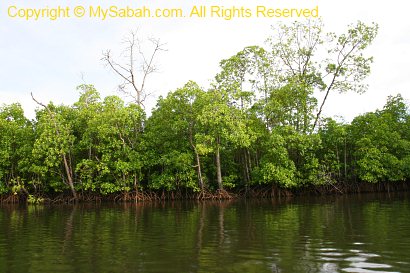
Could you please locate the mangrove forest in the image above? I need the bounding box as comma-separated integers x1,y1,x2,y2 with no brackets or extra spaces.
1,20,409,203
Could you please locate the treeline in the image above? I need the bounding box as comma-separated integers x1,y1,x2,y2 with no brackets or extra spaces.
1,20,409,202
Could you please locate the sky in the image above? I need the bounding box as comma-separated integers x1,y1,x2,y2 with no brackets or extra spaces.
0,0,409,121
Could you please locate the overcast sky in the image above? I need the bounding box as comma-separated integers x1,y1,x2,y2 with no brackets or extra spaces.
1,0,409,121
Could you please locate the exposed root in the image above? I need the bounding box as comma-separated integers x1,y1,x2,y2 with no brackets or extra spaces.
1,182,409,204
0,194,19,204
243,185,293,199
196,190,215,200
214,189,235,199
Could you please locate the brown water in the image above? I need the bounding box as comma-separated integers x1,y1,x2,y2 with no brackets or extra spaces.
1,193,410,272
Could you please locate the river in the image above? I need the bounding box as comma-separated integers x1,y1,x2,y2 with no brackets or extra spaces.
1,193,409,272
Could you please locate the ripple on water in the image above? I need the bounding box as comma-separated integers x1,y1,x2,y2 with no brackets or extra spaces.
317,247,346,262
350,262,392,269
342,250,400,273
342,269,400,273
312,245,400,273
345,257,366,262
358,253,380,258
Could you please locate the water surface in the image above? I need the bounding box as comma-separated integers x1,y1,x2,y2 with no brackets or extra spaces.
1,193,409,272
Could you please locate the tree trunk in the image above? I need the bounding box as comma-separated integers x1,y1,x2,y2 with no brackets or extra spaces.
215,141,223,190
344,138,348,180
247,149,252,182
189,123,204,191
62,154,77,201
134,173,139,192
195,152,204,191
336,146,341,181
242,148,251,189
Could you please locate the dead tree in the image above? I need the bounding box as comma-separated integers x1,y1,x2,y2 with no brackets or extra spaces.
102,31,166,107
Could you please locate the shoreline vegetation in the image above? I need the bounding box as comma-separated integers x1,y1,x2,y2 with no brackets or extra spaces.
1,20,409,204
1,182,410,204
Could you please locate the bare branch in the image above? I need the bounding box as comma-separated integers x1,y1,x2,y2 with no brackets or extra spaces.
102,31,166,107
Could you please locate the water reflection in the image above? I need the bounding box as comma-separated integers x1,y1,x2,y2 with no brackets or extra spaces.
342,248,398,273
0,193,409,272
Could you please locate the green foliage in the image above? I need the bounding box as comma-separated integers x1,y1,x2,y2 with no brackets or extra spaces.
31,104,75,192
267,19,378,131
74,90,145,194
350,95,410,183
143,81,204,191
27,194,44,204
263,82,317,133
149,151,197,191
318,118,349,183
253,132,296,188
0,103,34,192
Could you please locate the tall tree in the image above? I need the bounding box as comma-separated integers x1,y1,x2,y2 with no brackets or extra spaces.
197,88,255,191
31,95,78,200
77,94,145,194
143,81,205,192
214,48,263,187
267,20,378,131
